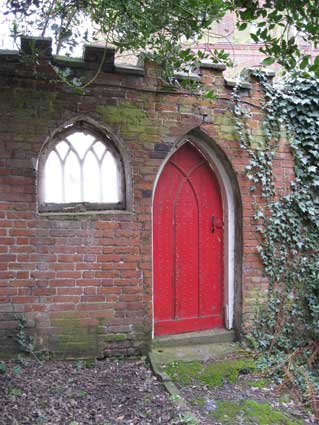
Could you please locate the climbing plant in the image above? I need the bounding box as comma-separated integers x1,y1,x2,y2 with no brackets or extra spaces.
234,71,319,415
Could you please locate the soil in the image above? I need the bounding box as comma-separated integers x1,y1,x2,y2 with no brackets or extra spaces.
0,358,185,425
170,366,317,425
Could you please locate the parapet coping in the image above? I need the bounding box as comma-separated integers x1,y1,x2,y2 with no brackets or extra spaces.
174,71,201,82
0,36,276,87
224,79,252,90
199,61,227,71
115,64,145,76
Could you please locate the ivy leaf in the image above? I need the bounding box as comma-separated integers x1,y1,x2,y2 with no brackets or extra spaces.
204,90,216,100
238,22,248,31
299,56,310,69
262,57,275,66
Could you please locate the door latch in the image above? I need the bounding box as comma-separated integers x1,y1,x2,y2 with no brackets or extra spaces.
211,215,215,233
212,215,224,233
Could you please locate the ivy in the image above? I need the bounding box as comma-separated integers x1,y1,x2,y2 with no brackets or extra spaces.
234,71,319,416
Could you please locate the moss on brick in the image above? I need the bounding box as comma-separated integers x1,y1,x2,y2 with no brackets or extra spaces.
13,88,59,119
97,100,149,128
52,317,101,357
0,52,295,360
103,333,127,342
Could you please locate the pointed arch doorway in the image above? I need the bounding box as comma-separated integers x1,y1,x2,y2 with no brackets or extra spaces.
153,142,225,336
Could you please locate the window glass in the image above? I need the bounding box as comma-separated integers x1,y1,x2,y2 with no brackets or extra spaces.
41,127,125,210
64,150,81,202
44,151,63,203
101,152,121,203
83,151,100,202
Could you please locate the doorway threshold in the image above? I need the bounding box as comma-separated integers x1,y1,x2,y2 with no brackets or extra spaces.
153,328,234,349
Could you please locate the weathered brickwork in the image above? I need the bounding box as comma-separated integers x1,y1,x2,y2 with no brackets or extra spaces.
0,37,295,358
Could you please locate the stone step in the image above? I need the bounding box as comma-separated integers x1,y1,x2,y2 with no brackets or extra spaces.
153,328,235,349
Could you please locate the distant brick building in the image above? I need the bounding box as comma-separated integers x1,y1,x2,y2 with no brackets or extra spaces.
0,37,294,358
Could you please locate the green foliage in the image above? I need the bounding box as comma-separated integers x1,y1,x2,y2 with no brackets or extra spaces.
4,0,231,85
15,315,42,362
3,0,319,86
231,0,319,75
15,315,35,355
234,71,319,413
5,0,92,55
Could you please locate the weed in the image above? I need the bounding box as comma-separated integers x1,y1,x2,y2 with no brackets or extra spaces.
173,412,198,425
15,315,39,361
9,388,22,397
12,365,22,376
169,393,182,402
0,361,7,374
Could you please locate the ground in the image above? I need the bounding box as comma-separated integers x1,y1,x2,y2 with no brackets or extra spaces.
160,357,316,424
0,359,186,425
0,353,316,424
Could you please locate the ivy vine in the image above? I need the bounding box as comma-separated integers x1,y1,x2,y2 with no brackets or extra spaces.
234,71,319,416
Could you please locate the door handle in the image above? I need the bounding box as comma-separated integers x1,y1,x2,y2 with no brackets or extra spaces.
212,216,224,233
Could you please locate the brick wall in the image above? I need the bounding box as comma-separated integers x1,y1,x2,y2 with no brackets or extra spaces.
0,37,295,358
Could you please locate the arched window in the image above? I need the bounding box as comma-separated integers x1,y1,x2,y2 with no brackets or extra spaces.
38,122,126,212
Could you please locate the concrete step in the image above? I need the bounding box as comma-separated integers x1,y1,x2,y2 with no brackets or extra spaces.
150,342,241,364
153,328,235,349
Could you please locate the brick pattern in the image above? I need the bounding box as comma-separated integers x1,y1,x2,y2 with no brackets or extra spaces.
0,41,295,357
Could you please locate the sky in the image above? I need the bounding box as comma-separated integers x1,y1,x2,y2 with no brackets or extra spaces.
0,0,15,49
0,0,90,55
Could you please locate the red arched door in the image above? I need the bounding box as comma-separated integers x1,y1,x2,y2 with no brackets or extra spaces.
153,143,224,336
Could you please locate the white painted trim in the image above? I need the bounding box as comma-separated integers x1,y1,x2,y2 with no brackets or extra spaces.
198,144,235,330
152,136,236,335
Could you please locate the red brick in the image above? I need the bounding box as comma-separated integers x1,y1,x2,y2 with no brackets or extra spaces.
0,237,15,245
83,287,97,295
81,295,105,302
49,304,76,311
53,295,81,303
0,55,295,358
95,222,119,229
56,272,82,279
33,288,56,296
77,303,114,311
